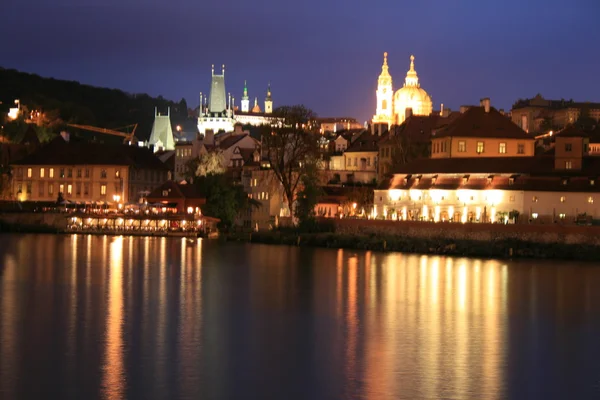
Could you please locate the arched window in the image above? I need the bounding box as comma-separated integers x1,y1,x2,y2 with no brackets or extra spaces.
382,100,387,110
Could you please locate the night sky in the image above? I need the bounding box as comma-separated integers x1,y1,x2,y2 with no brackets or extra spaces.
3,0,600,122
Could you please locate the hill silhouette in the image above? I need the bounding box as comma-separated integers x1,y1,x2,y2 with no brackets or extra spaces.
0,67,190,142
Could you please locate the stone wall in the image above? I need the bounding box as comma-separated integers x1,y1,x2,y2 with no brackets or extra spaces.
0,212,68,231
328,218,600,247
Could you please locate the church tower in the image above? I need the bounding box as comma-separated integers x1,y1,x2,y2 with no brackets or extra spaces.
265,83,273,114
372,52,394,128
241,80,250,113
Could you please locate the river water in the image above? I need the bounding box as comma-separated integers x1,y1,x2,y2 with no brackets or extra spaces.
0,234,599,399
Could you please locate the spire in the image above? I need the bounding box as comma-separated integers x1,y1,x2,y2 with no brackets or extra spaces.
222,64,225,76
378,51,392,86
266,82,272,101
404,54,419,87
242,80,249,100
211,64,214,76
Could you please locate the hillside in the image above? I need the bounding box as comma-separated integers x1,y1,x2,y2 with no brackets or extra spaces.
0,67,190,141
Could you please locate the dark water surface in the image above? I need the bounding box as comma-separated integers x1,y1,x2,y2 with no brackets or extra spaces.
1,234,600,399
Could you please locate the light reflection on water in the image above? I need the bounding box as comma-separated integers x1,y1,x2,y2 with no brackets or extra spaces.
1,234,600,399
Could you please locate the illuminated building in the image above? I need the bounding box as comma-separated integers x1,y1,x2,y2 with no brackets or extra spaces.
430,98,535,159
372,53,433,128
375,129,600,224
11,136,169,203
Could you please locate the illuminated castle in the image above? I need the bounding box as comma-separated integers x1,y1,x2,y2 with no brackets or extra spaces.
197,65,275,134
372,53,433,127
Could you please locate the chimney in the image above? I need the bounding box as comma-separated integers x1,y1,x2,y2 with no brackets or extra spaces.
459,105,469,114
480,97,491,113
405,107,413,119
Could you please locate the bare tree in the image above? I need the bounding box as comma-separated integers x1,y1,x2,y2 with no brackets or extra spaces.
260,105,319,214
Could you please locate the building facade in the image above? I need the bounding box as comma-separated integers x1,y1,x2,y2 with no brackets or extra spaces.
12,139,169,204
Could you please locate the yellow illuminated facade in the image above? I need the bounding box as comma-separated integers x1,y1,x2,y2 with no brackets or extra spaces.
372,53,433,128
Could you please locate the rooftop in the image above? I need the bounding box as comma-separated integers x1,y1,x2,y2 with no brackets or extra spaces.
433,106,531,140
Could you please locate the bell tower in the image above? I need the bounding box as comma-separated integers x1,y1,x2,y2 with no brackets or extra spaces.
265,83,273,114
372,52,394,127
241,80,250,112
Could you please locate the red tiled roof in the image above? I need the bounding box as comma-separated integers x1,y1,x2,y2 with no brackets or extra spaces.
345,131,384,153
433,106,531,139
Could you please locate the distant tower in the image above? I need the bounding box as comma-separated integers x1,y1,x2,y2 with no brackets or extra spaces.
149,107,175,151
264,83,273,114
241,80,250,112
209,64,227,113
372,52,394,128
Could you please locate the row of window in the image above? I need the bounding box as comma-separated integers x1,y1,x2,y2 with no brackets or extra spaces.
532,195,594,204
16,182,116,197
345,156,375,168
176,148,192,158
249,192,269,200
18,167,121,180
443,141,527,154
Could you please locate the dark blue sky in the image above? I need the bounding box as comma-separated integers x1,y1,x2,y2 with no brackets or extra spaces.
3,0,600,122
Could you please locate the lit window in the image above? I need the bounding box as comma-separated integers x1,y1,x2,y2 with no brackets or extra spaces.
532,196,538,202
458,141,466,152
565,161,572,169
40,168,45,178
59,184,64,194
115,170,121,178
49,168,54,178
591,179,596,186
517,144,525,154
509,195,515,202
67,184,72,195
589,197,594,204
532,213,538,219
559,213,566,219
476,141,484,153
499,142,506,154
101,184,107,195
27,168,32,178
560,196,566,203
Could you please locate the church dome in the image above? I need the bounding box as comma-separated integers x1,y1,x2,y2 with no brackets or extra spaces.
393,55,432,125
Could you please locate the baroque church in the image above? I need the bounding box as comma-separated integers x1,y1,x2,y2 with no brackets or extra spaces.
197,65,274,135
372,53,433,128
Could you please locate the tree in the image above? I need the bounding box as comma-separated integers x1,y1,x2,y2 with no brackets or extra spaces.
260,105,319,216
294,162,323,225
184,150,226,180
387,127,429,170
195,173,259,230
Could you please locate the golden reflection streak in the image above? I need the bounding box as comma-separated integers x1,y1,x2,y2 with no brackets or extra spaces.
68,235,78,365
102,236,124,400
455,262,468,399
336,249,343,318
0,255,18,398
473,260,482,315
345,256,358,391
482,261,501,398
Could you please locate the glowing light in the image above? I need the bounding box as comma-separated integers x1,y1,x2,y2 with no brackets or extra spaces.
422,204,428,220
187,207,194,214
434,205,440,222
409,189,422,201
402,206,407,220
491,207,496,223
476,207,481,221
389,189,401,202
461,207,467,223
448,206,455,220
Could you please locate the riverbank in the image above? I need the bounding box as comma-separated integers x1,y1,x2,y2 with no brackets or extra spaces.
226,223,600,261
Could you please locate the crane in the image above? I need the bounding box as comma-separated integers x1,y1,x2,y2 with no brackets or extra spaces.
66,123,138,144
